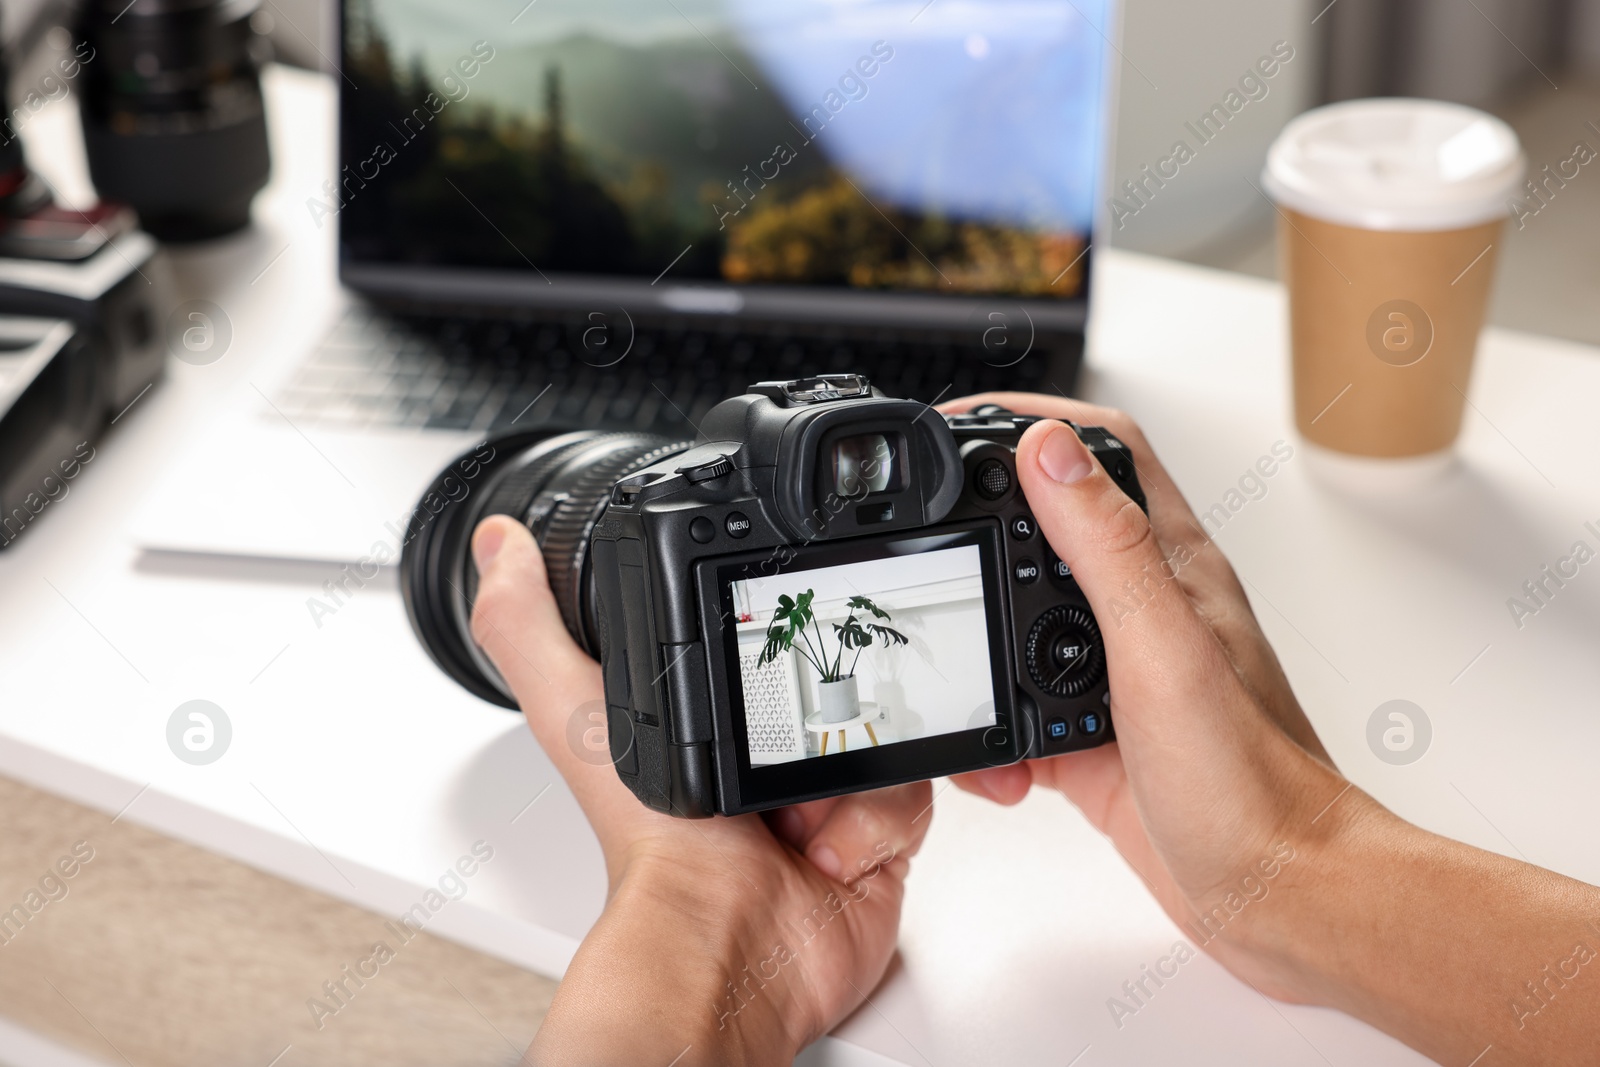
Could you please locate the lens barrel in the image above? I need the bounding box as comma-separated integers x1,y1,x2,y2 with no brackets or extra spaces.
401,428,691,709
77,0,272,241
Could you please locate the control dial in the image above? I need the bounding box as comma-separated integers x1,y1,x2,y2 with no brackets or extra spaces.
1024,605,1105,699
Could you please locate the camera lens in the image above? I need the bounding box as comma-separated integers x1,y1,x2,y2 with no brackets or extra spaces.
76,0,273,241
401,428,692,709
833,433,893,496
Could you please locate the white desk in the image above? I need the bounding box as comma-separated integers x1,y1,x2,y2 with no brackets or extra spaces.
5,66,1599,1067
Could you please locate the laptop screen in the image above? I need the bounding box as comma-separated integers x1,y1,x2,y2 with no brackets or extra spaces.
338,0,1111,305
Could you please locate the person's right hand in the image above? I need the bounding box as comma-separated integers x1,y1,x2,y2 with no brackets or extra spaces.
940,394,1600,1066
940,394,1359,1002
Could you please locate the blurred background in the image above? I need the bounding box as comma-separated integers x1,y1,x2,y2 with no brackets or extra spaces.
1104,0,1600,346
6,0,1594,344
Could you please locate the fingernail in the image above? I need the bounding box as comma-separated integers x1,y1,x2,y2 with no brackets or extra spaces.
807,843,843,880
472,521,505,570
1037,424,1094,484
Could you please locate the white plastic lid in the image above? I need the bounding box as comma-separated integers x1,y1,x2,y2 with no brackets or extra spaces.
1262,98,1525,232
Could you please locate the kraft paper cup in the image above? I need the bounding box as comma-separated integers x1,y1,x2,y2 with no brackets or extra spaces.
1263,99,1525,459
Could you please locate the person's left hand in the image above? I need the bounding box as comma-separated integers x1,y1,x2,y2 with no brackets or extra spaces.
468,515,934,1066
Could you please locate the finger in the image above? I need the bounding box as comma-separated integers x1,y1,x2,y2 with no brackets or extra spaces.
947,396,1328,759
762,797,840,852
1015,419,1253,751
1030,744,1132,834
950,763,1033,805
942,393,1222,575
470,516,657,835
1017,419,1205,639
470,516,596,696
1031,746,1194,918
800,780,935,884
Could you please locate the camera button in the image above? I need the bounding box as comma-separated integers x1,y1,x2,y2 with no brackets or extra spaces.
1014,559,1040,584
689,516,717,544
1010,515,1035,541
724,511,751,538
974,459,1011,500
678,455,733,483
1079,711,1105,736
1024,605,1104,698
1046,717,1069,740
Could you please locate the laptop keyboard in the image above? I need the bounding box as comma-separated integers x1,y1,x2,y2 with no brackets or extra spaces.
269,304,1049,436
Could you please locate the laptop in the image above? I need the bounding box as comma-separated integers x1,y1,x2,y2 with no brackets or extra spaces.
136,0,1115,564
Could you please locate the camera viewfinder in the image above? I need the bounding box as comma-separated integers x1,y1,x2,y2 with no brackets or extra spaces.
833,433,894,496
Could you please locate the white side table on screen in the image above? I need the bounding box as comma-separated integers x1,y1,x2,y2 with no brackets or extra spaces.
804,702,884,755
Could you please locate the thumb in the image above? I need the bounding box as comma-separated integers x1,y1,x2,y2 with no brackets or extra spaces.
1014,419,1243,748
469,515,597,703
471,516,663,839
1015,419,1201,645
1017,419,1270,787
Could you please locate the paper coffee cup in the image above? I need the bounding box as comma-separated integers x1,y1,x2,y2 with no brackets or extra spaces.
1263,99,1525,458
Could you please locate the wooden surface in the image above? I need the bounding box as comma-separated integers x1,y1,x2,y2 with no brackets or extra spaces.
0,776,557,1066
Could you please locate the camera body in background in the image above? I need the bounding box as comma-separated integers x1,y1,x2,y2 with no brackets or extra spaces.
0,3,174,548
588,376,1144,816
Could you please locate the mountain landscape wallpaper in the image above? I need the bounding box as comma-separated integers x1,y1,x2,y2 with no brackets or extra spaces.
340,0,1106,297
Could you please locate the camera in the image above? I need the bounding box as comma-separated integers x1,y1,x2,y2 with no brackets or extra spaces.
0,6,172,548
401,375,1145,816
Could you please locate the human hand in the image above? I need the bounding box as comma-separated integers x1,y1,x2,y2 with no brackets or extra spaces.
468,515,933,1066
936,395,1600,1067
938,393,1359,1002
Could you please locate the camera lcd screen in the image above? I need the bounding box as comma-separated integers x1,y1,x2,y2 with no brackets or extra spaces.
709,524,1015,809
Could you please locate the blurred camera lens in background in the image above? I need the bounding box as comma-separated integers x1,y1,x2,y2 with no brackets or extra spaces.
833,433,893,496
76,0,272,242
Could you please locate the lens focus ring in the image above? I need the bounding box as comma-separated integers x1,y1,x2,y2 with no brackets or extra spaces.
538,436,691,653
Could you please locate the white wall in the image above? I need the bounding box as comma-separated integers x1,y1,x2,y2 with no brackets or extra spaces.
1577,1,1600,76
1403,0,1561,106
1105,0,1315,259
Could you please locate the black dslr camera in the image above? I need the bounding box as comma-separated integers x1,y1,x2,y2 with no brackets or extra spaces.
402,376,1145,817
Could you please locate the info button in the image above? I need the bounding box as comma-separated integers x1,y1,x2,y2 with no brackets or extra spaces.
724,511,752,538
1014,559,1040,584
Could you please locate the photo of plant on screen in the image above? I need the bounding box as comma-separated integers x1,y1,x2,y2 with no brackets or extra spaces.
732,544,996,765
758,589,907,725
